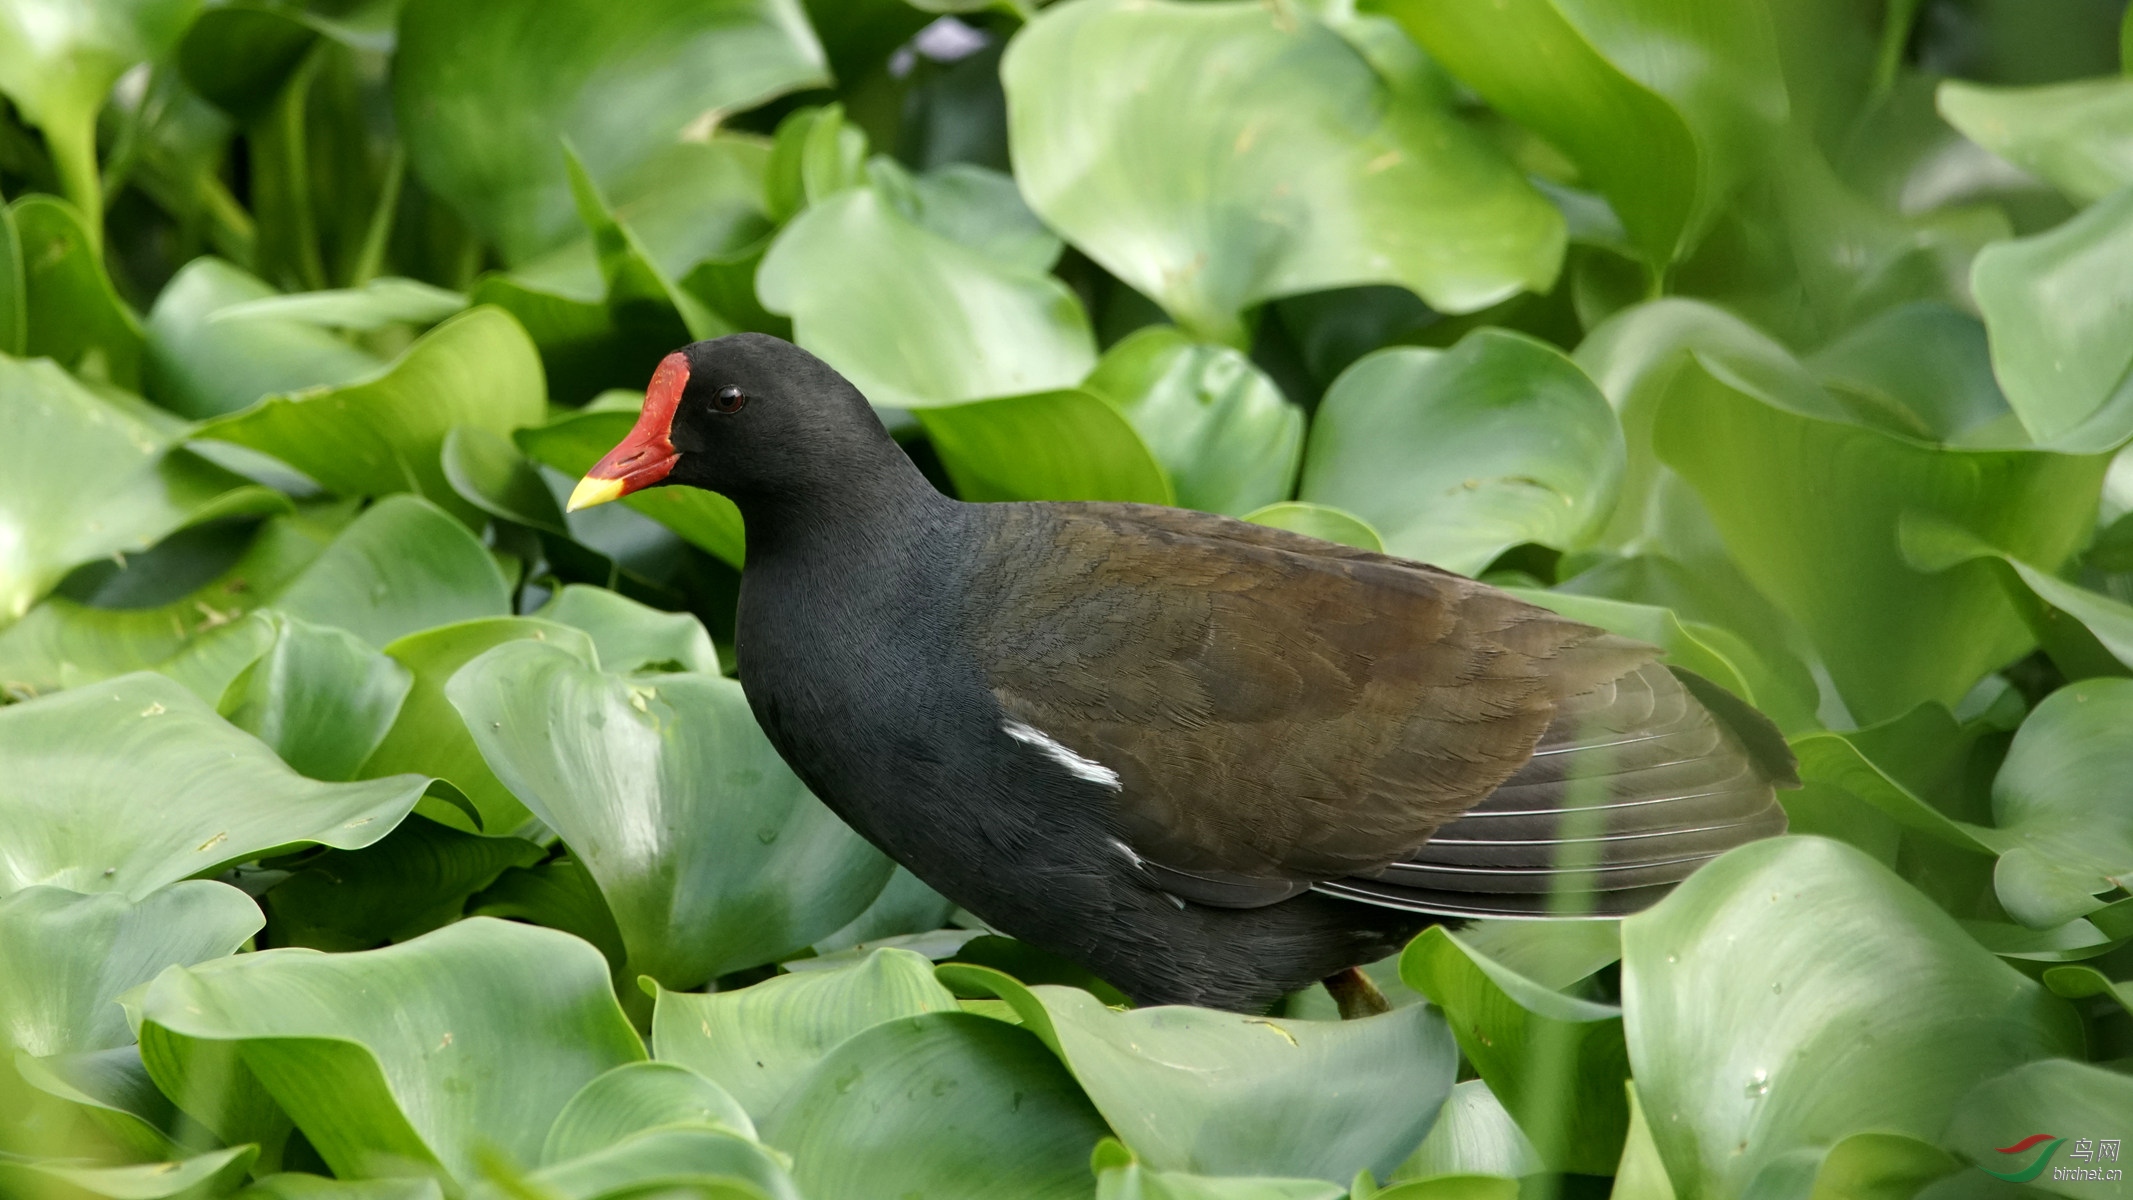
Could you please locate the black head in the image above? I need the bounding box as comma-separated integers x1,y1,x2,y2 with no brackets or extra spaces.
567,334,911,511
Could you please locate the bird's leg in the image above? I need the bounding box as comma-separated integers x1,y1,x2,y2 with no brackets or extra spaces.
1323,967,1391,1019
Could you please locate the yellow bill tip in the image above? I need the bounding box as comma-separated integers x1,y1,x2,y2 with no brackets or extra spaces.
566,475,626,512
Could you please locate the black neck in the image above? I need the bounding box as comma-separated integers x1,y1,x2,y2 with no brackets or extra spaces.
729,445,952,565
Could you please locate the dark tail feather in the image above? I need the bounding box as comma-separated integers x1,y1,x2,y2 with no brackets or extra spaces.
1315,663,1793,919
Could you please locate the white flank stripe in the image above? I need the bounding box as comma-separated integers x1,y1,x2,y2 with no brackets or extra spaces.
1001,719,1123,791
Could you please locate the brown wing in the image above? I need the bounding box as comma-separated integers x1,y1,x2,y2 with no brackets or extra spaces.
964,503,1662,900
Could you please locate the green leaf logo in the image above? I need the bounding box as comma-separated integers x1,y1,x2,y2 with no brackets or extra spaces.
1985,1135,2065,1182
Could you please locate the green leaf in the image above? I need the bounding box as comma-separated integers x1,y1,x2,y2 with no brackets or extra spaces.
0,510,341,699
261,816,542,953
758,183,1098,408
1973,186,2133,452
541,1061,756,1165
510,1125,799,1200
1242,504,1384,552
868,159,1062,274
1300,331,1624,574
270,495,511,649
1,882,259,1057
518,409,747,567
361,618,598,837
915,389,1174,504
220,614,413,781
441,426,568,536
1096,1158,1345,1200
1390,1080,1544,1183
1900,515,2133,679
649,947,960,1124
1370,0,1785,265
1084,327,1303,516
15,196,145,386
1003,0,1564,345
195,308,548,525
1987,678,2133,928
1652,353,2107,723
237,1177,444,1200
393,0,826,263
762,1011,1110,1200
811,867,957,955
1400,928,1628,1174
1620,837,2082,1200
939,964,1455,1182
0,672,429,899
2041,963,2133,1017
467,858,627,975
0,354,285,623
138,918,645,1188
1945,1060,2133,1200
534,584,719,674
211,279,471,333
0,1145,259,1200
1938,78,2133,206
449,641,893,988
144,258,383,421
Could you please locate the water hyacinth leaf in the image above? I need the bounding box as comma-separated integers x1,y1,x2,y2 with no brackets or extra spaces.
194,308,547,525
0,511,340,699
534,584,719,674
0,882,260,1058
1372,1177,1521,1200
0,672,429,899
649,947,960,1124
12,1043,187,1162
394,0,826,263
441,426,568,536
1243,504,1384,552
220,615,413,781
540,1062,756,1166
144,258,383,421
1570,298,1824,553
870,159,1062,273
513,1125,800,1200
1391,1080,1544,1183
211,279,470,332
449,641,893,988
236,1178,444,1200
138,918,644,1188
763,1011,1109,1200
360,618,596,837
1448,922,1622,993
1502,589,1757,710
1300,332,1625,575
1096,1157,1345,1200
467,858,626,974
1937,78,2133,206
2042,964,2133,1017
1003,0,1564,345
1987,678,2133,928
915,389,1173,505
1621,837,2082,1200
1653,354,2107,724
0,202,22,356
518,409,747,567
1784,731,1999,858
757,184,1097,409
1945,1060,2133,1199
270,496,511,650
812,866,958,955
1371,0,1785,266
1899,515,2133,678
941,964,1455,1182
1084,327,1303,516
0,0,199,215
0,355,284,623
1399,928,1628,1174
15,196,145,387
261,816,543,952
1973,187,2133,452
0,1145,259,1200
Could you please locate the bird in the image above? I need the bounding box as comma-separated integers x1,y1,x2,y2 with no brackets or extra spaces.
566,333,1796,1014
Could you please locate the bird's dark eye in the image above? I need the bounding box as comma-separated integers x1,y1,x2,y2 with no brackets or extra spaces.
711,385,746,413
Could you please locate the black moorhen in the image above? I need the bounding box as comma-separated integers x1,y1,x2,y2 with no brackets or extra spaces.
568,334,1796,1012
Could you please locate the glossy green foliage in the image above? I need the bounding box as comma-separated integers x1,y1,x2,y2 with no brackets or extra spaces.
6,0,2133,1190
